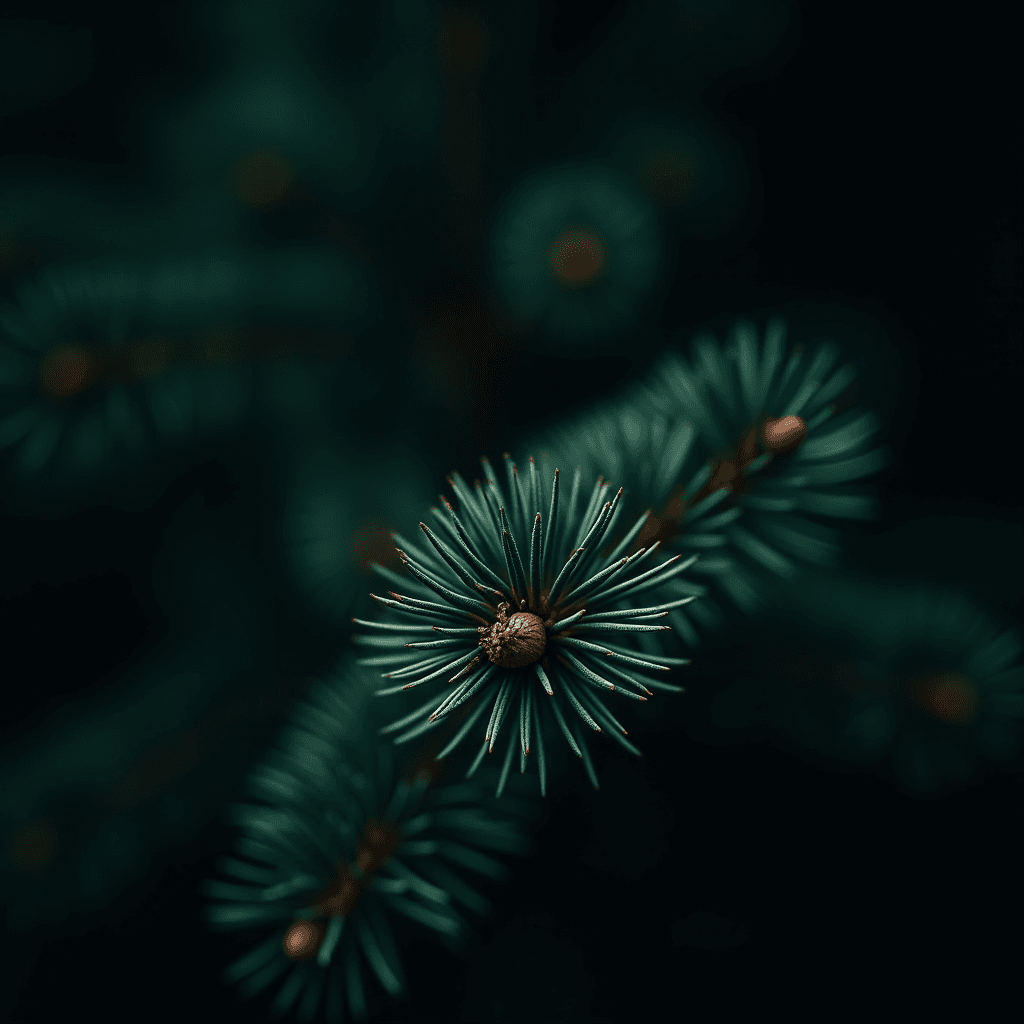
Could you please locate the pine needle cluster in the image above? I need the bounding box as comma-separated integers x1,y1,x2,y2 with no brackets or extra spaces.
355,452,696,795
204,663,532,1021
529,316,889,623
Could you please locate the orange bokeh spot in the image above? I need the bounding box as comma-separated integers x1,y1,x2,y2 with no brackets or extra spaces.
232,149,294,209
38,344,99,400
642,152,698,207
912,672,978,724
282,919,324,961
548,227,606,289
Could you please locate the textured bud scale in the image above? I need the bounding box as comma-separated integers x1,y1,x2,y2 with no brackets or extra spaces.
354,453,697,796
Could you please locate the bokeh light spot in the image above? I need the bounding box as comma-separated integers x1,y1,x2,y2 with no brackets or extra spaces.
38,344,99,399
912,672,979,724
548,227,606,289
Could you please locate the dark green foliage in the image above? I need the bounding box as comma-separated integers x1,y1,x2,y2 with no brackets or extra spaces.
3,6,1019,1023
710,568,1024,793
356,454,695,795
488,165,665,349
534,317,888,623
1,530,277,933
525,385,741,640
0,170,158,283
205,661,532,1022
645,317,887,547
270,437,434,637
0,250,371,504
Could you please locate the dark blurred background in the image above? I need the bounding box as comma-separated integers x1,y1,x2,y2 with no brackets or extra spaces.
1,2,1020,1021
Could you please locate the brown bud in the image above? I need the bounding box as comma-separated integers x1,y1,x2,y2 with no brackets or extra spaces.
762,415,807,456
283,918,325,961
479,606,547,667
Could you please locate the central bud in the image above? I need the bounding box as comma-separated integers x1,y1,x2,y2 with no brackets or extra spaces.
478,603,547,668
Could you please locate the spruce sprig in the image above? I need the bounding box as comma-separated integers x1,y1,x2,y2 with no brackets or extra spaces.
355,453,697,795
